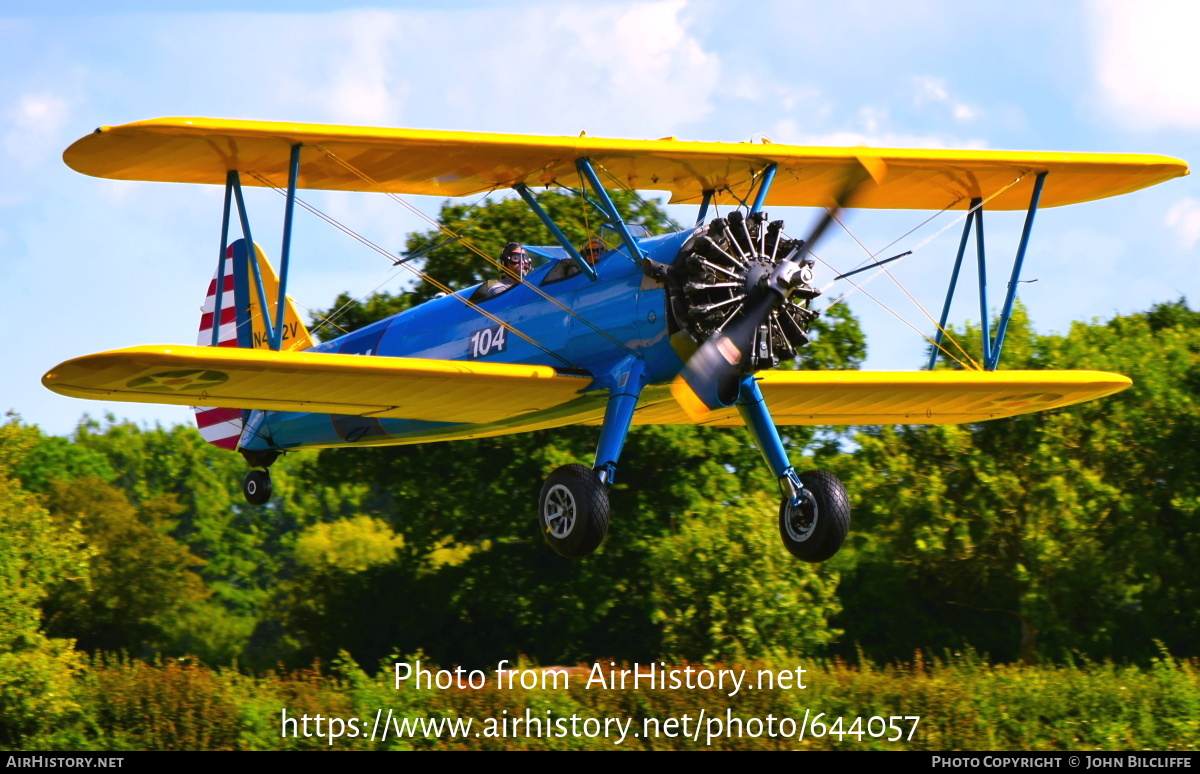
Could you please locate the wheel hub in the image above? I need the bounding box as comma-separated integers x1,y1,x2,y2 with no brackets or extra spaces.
783,490,819,543
543,483,577,539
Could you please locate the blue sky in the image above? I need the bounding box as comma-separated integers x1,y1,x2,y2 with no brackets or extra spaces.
3,1,1196,435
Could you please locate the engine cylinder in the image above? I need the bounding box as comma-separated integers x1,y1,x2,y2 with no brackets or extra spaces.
672,212,819,371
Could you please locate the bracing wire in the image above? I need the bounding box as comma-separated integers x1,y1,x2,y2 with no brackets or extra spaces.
815,174,1030,370
823,202,977,366
308,146,639,356
809,245,980,371
246,170,580,369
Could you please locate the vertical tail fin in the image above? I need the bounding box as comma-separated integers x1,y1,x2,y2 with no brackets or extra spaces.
194,239,313,450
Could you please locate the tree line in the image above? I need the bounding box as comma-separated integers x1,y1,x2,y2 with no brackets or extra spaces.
3,192,1198,737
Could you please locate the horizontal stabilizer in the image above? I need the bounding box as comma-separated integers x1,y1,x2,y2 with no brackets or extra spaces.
635,369,1132,426
44,346,591,425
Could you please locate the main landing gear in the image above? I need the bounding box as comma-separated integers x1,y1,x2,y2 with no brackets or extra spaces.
537,360,851,562
737,375,850,563
537,357,642,558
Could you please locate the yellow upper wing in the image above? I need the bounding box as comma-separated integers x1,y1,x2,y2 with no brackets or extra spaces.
64,117,1188,211
43,345,591,425
627,370,1132,426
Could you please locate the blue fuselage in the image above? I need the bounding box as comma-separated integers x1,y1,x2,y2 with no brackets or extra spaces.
240,230,693,451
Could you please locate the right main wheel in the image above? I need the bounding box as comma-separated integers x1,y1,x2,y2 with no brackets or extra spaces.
779,469,850,563
538,464,610,558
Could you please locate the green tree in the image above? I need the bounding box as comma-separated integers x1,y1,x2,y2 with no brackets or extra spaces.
831,301,1200,663
54,417,370,665
7,419,117,493
41,477,209,656
0,422,90,745
650,493,842,660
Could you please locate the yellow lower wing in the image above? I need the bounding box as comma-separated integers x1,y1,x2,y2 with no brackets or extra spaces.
44,348,1130,429
43,345,591,425
629,370,1131,426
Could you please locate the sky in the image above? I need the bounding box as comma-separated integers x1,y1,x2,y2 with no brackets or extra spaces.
2,0,1197,436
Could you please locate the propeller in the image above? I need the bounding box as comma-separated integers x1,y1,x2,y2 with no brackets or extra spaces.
671,171,873,417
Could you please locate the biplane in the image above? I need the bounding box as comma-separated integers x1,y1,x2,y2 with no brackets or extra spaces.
43,118,1188,561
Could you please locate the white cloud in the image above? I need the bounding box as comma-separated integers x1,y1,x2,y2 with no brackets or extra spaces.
315,12,405,125
144,3,716,139
858,106,886,135
527,0,720,134
792,130,988,150
915,76,949,103
769,112,988,150
3,92,70,166
1089,0,1200,130
188,10,408,126
913,76,978,123
1165,197,1200,249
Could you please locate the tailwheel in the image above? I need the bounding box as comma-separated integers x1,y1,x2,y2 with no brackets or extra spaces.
779,470,850,562
243,469,273,505
538,464,610,558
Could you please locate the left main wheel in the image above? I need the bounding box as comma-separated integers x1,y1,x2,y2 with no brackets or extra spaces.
243,469,272,505
538,464,610,558
778,469,850,563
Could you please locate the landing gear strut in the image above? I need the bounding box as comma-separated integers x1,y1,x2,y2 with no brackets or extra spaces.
537,357,644,558
736,375,851,562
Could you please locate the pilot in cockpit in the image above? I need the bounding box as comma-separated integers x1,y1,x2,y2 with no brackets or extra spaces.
479,242,531,299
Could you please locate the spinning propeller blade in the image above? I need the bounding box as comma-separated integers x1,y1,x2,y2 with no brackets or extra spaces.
671,171,873,418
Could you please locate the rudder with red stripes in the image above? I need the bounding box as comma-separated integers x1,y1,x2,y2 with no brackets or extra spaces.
194,239,313,450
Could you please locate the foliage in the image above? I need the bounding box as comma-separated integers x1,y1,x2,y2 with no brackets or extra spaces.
7,420,116,493
649,494,843,660
799,302,866,372
310,290,413,344
48,418,369,665
294,515,406,574
15,651,1200,751
41,477,209,656
832,301,1200,664
0,421,91,746
80,656,243,751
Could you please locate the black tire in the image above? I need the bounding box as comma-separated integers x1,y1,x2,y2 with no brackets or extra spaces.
243,469,273,505
538,464,610,558
778,469,850,562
